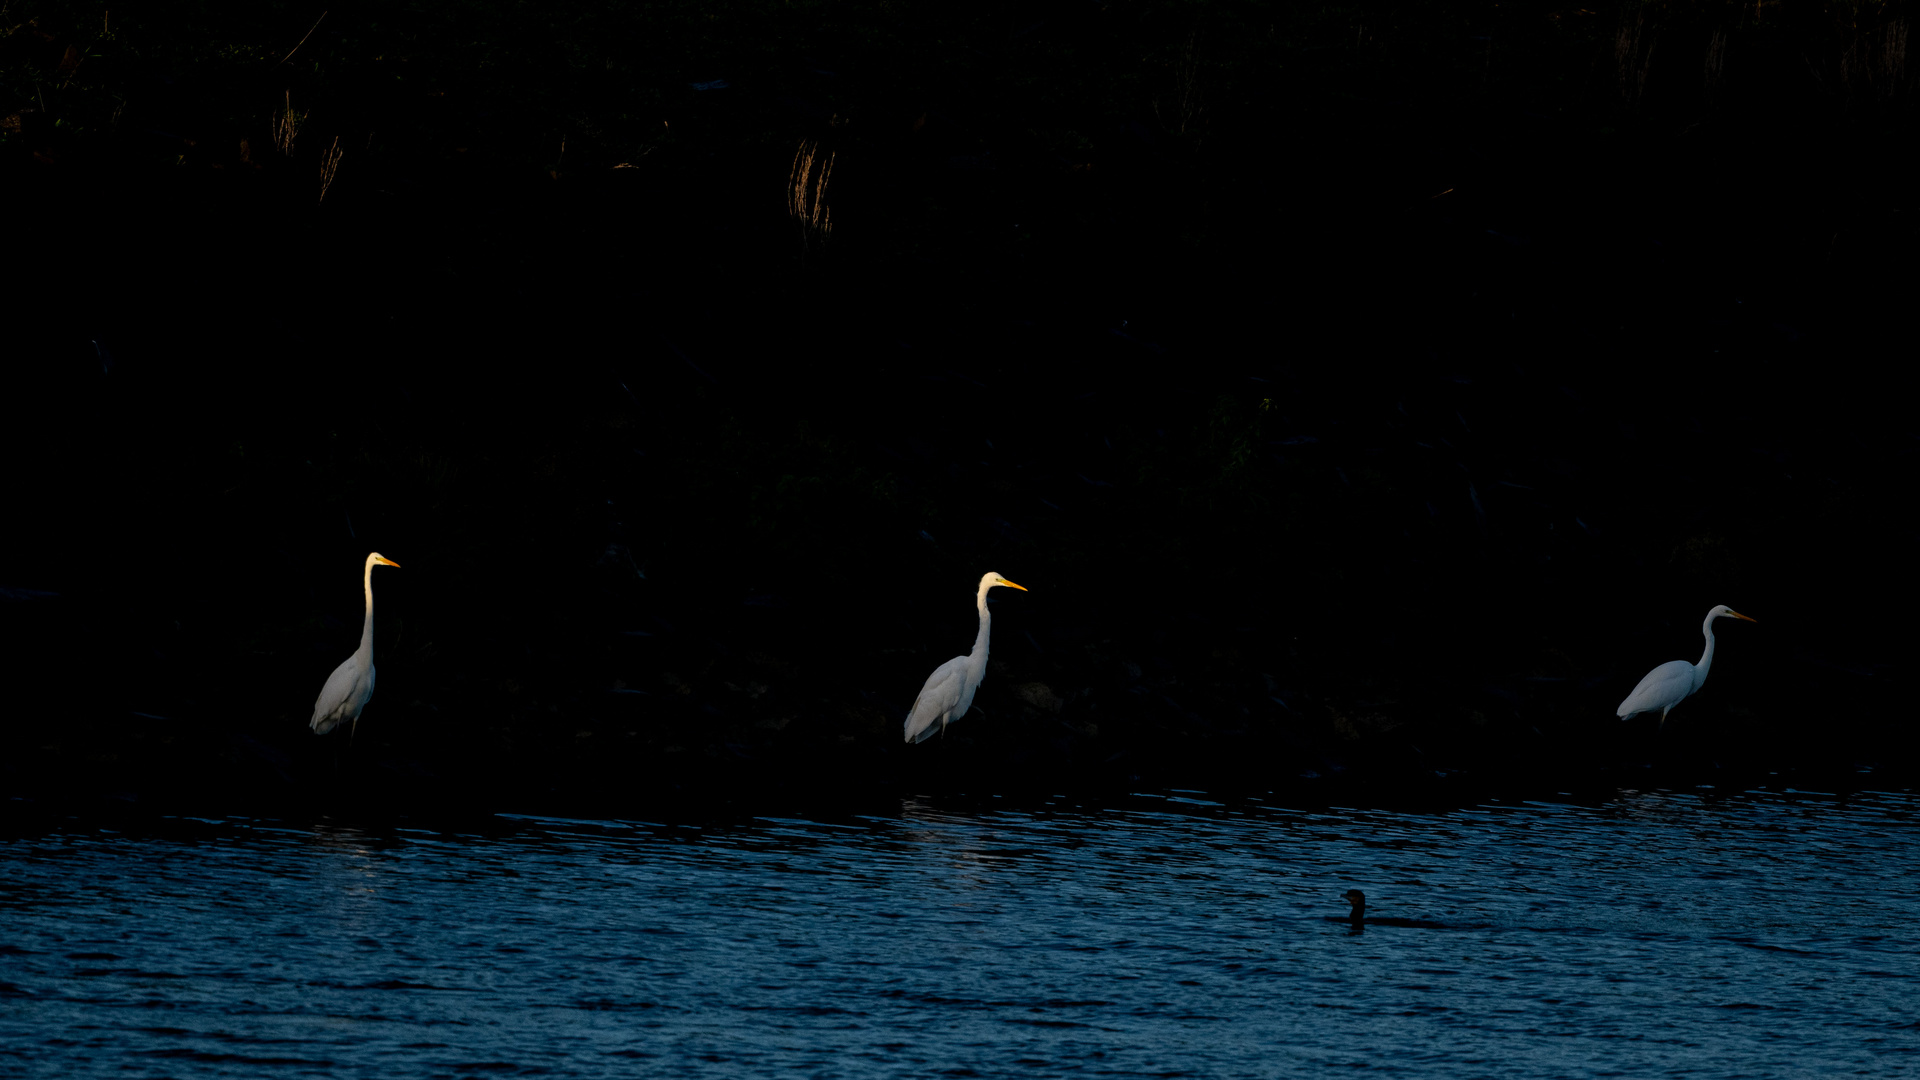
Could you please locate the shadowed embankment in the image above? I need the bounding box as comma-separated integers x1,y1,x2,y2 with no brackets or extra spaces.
4,0,1916,821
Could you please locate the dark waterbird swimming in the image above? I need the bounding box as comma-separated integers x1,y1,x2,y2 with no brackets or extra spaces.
1335,889,1450,930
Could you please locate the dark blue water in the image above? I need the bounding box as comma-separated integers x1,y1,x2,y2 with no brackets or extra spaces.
5,790,1919,1077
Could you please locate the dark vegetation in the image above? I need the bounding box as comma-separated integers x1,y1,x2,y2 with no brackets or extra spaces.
3,0,1916,819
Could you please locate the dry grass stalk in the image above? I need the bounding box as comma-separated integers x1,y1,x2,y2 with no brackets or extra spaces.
1615,12,1656,105
57,43,85,89
1840,18,1909,102
272,92,305,156
318,136,343,204
788,139,834,247
1704,26,1729,104
1156,31,1205,137
280,10,328,67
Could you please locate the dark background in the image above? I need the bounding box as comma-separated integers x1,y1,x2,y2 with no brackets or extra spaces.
3,0,1915,819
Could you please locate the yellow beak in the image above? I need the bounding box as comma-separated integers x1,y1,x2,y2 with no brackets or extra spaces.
997,578,1028,592
375,556,401,568
1730,611,1755,622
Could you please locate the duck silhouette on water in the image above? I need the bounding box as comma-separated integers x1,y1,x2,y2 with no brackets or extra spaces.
1333,890,1449,933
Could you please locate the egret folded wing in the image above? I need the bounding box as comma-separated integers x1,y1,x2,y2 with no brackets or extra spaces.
311,657,365,734
1616,659,1695,719
905,657,967,743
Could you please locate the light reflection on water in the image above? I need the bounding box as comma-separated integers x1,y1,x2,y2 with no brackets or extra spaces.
3,790,1919,1077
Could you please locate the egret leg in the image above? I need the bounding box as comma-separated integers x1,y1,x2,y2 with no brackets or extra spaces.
1658,706,1671,728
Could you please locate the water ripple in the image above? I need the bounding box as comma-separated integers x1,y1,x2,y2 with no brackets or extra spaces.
4,791,1920,1076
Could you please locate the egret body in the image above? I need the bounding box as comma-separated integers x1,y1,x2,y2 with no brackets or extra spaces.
903,572,1028,744
1616,604,1756,726
310,552,400,735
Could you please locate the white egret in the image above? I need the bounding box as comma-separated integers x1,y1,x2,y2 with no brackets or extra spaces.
310,552,401,736
903,572,1028,744
1616,604,1757,726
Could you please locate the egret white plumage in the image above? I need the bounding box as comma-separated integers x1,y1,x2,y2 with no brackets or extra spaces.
310,552,400,735
1616,604,1756,726
903,572,1028,744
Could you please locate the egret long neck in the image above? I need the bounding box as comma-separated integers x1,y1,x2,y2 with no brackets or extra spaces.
1694,613,1717,688
968,583,993,665
358,557,377,656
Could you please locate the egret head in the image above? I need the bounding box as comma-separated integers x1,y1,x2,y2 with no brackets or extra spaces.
980,572,1028,594
1709,604,1755,623
369,553,401,569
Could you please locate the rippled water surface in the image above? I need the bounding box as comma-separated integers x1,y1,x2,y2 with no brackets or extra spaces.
5,790,1920,1077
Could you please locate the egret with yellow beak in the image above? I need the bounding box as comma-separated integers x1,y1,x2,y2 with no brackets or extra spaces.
904,572,1028,744
310,552,401,736
1617,604,1756,726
